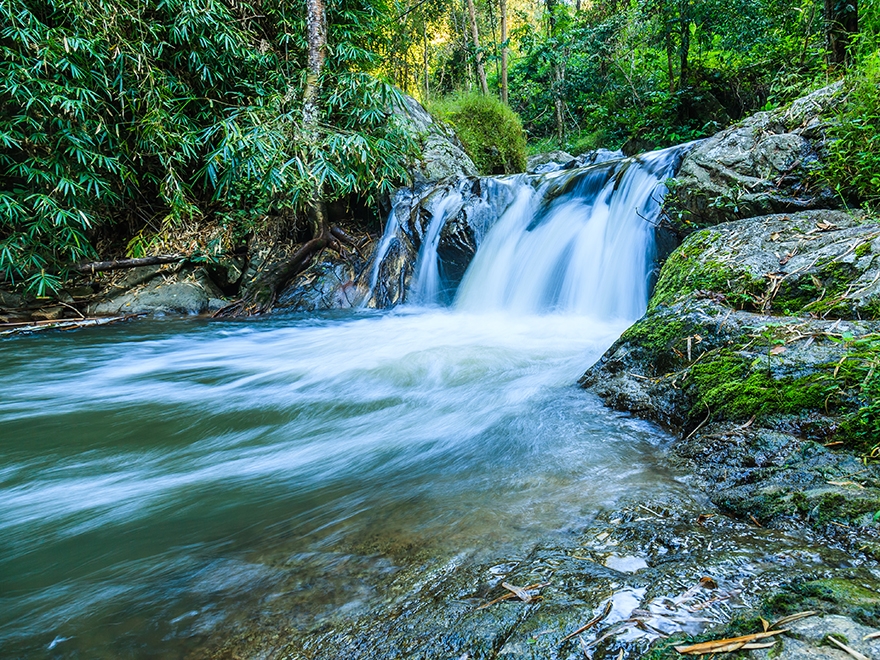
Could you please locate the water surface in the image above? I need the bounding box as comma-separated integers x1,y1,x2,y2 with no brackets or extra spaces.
0,309,684,657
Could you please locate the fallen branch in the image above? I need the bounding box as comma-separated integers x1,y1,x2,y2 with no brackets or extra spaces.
674,629,786,654
72,254,186,274
560,599,613,643
475,581,550,610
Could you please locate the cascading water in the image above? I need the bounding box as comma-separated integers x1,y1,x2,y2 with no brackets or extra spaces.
364,145,687,317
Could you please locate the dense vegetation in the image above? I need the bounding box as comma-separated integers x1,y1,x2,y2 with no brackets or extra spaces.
0,0,877,295
429,93,526,174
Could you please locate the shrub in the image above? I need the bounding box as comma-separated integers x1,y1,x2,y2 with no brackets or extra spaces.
430,93,527,175
823,52,880,210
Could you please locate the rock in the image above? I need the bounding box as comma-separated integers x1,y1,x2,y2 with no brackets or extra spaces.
752,615,880,660
581,204,880,537
526,150,575,173
0,289,23,310
359,176,520,308
30,306,65,321
651,210,880,319
276,255,363,312
89,267,226,316
396,95,478,183
664,82,844,232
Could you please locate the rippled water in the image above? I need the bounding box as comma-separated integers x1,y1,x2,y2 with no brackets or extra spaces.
0,309,686,657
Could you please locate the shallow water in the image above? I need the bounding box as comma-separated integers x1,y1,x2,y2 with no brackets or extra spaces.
0,309,688,658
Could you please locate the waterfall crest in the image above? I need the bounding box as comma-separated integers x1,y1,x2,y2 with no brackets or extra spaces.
361,144,689,318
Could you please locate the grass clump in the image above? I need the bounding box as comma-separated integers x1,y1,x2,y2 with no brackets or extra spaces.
429,94,527,175
822,52,880,210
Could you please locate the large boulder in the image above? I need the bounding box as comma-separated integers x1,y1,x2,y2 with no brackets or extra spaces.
581,206,880,538
651,209,880,319
396,95,478,183
664,82,844,232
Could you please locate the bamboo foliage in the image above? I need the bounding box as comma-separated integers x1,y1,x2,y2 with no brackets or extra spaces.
0,0,416,293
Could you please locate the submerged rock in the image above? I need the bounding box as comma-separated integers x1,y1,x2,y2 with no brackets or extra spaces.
526,150,575,173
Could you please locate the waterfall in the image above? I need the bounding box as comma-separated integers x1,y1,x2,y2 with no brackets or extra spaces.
363,144,689,318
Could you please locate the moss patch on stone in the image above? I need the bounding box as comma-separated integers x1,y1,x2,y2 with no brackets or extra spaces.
650,231,765,311
686,350,833,420
763,578,880,627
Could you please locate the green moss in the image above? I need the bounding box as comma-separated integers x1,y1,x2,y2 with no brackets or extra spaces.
764,578,880,626
686,350,832,420
856,241,873,258
429,94,527,175
650,232,764,310
618,316,693,374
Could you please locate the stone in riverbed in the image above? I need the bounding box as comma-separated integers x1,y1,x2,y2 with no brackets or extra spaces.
89,267,226,316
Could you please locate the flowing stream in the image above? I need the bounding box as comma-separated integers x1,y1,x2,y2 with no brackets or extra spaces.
1,149,690,657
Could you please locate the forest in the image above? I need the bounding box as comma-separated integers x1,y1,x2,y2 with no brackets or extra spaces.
0,0,877,297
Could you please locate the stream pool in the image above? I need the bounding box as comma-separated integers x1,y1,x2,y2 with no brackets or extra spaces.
0,309,689,658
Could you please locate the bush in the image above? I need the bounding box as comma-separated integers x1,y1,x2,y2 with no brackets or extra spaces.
823,52,880,210
430,93,527,175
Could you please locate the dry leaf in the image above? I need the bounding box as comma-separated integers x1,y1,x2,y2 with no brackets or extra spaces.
761,617,770,632
770,232,781,241
770,345,787,355
816,221,837,231
769,610,818,629
863,631,880,640
699,577,718,590
696,513,715,525
827,635,869,660
674,630,785,654
741,641,779,650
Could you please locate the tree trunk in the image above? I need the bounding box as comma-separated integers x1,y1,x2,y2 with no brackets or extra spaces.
466,0,490,95
546,0,565,144
423,21,430,101
825,0,858,67
222,0,334,316
500,0,508,104
679,6,690,89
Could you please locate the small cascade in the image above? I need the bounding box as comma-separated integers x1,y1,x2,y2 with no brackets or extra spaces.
361,144,690,317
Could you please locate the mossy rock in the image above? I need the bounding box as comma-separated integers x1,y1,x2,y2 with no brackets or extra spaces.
650,210,880,318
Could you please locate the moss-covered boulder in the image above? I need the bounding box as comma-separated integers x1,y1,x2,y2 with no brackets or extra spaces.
651,210,880,318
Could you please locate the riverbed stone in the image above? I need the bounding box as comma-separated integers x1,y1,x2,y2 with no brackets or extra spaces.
751,614,880,660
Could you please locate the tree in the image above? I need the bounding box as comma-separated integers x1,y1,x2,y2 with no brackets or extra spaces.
500,0,509,103
825,0,859,66
466,0,490,94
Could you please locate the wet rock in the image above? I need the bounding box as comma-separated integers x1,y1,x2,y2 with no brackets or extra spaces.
526,150,575,174
0,289,23,310
664,82,844,232
89,267,226,316
194,496,880,660
361,176,520,308
751,615,880,660
276,254,364,311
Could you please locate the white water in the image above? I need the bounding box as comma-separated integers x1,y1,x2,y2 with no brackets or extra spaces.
370,145,684,318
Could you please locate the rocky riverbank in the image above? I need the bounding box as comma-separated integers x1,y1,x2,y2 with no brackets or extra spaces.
576,82,880,656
